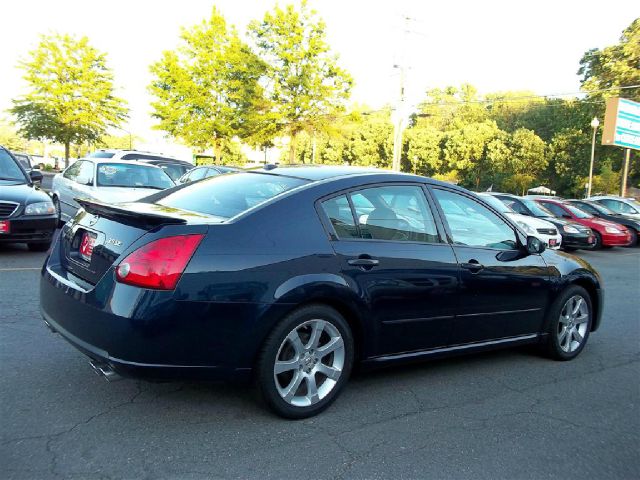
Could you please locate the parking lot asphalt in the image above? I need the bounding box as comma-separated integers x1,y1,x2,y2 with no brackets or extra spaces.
1,239,639,480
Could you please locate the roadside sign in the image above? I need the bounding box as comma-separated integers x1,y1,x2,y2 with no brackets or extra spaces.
602,97,640,151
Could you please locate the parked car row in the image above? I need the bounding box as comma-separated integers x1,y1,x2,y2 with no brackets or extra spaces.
483,192,640,250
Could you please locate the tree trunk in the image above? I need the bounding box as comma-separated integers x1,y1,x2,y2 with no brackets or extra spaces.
64,141,70,169
288,133,298,164
214,140,222,165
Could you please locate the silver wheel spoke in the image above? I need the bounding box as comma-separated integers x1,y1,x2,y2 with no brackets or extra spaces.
572,329,584,344
559,327,569,346
575,314,589,324
316,363,341,381
287,330,305,356
282,371,303,401
559,315,570,325
317,337,344,358
275,358,299,375
572,297,583,316
305,375,319,404
307,321,324,349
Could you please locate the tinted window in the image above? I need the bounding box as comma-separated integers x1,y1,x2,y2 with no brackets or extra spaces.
88,152,115,158
158,164,190,181
14,154,31,169
96,163,174,189
572,202,598,215
321,195,359,239
434,189,517,250
478,194,513,214
564,204,592,218
63,161,82,181
521,198,554,217
601,199,638,214
0,149,26,182
350,185,440,243
75,161,94,185
501,198,528,215
539,202,568,218
188,167,209,182
158,172,307,219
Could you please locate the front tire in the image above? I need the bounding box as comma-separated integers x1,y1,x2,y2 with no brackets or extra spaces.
256,305,354,419
541,285,592,361
592,231,603,250
52,196,64,228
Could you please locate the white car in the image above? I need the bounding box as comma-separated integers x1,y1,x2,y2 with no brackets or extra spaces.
590,196,640,220
478,193,562,249
51,159,175,223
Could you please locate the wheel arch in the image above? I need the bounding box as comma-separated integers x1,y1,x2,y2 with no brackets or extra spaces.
570,277,602,332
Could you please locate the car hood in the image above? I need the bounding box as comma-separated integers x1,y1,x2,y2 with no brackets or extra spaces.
506,212,557,230
0,181,50,205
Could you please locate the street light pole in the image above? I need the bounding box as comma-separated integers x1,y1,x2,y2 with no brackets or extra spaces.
587,117,599,198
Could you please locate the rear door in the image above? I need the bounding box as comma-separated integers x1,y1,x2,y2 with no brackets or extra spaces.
430,187,551,344
320,183,460,355
57,162,82,220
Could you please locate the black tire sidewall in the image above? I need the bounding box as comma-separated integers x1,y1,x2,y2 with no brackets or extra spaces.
593,231,602,249
257,305,354,419
544,285,593,361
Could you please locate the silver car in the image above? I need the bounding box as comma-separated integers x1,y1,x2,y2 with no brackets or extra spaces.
590,195,640,220
51,159,175,223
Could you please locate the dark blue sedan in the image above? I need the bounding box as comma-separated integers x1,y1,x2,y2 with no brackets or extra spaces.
40,166,603,418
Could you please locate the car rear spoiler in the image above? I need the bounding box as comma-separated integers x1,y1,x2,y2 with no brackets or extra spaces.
76,198,188,228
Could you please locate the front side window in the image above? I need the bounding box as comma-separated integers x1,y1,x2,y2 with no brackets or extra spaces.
96,163,174,189
602,199,638,214
433,189,517,250
0,149,27,183
75,161,95,186
564,204,592,219
63,161,82,181
188,167,208,182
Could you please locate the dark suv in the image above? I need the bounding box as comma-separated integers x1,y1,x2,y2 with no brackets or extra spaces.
0,146,58,251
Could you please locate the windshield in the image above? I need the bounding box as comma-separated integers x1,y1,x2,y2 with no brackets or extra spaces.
0,150,27,183
565,204,592,218
521,198,554,217
479,195,513,214
158,172,308,219
96,163,174,189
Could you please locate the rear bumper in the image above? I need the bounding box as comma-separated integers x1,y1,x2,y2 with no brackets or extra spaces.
0,215,57,243
39,260,271,382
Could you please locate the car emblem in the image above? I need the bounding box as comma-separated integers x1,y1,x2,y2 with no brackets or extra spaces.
106,238,123,247
88,216,99,226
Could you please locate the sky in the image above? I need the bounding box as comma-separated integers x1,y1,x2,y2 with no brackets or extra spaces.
0,0,637,154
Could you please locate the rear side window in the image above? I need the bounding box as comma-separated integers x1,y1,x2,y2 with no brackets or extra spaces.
88,152,115,158
158,172,307,219
539,202,567,218
321,195,360,239
322,185,441,243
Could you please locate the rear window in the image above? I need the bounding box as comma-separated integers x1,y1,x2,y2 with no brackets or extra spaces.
96,163,174,189
157,172,307,219
88,152,115,158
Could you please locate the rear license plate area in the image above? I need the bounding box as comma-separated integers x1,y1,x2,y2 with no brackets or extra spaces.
68,228,100,266
548,239,557,246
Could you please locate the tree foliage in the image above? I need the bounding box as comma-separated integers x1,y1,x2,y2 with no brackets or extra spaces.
10,34,127,167
249,0,352,161
149,7,267,162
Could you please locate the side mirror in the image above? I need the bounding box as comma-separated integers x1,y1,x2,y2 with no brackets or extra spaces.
29,169,43,185
526,236,546,255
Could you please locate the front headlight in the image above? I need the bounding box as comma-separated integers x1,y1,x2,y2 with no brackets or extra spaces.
24,201,55,216
563,225,580,233
516,221,535,234
605,226,622,234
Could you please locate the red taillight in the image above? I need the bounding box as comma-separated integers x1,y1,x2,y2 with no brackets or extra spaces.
115,234,204,290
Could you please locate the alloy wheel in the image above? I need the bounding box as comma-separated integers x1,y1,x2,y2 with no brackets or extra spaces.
273,319,345,407
557,295,590,353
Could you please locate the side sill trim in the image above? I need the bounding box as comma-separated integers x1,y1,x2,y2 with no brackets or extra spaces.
366,334,539,363
456,308,541,318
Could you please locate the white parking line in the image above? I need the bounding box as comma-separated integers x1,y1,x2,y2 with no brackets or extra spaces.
0,267,41,272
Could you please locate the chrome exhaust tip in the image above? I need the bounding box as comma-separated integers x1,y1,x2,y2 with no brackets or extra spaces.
89,359,122,382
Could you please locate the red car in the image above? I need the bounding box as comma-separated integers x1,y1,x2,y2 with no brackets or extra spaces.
535,198,632,249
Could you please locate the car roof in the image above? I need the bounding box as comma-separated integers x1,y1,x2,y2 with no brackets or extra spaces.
251,165,394,181
80,158,163,168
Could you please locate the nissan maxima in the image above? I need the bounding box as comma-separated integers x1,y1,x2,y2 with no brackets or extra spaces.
40,167,603,418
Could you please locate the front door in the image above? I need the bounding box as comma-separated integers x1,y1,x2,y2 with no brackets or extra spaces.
319,184,460,356
430,187,551,344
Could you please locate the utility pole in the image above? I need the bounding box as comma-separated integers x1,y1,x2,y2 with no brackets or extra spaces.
621,148,631,197
391,15,411,172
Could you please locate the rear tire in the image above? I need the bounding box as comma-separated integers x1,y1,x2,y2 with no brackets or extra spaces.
256,304,354,419
540,285,592,361
627,229,638,247
52,196,64,228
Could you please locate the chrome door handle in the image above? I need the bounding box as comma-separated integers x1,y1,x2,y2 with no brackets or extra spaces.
461,260,484,273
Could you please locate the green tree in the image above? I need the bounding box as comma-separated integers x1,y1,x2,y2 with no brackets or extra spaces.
579,18,640,101
11,34,128,168
149,7,266,161
403,125,443,175
249,1,352,162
